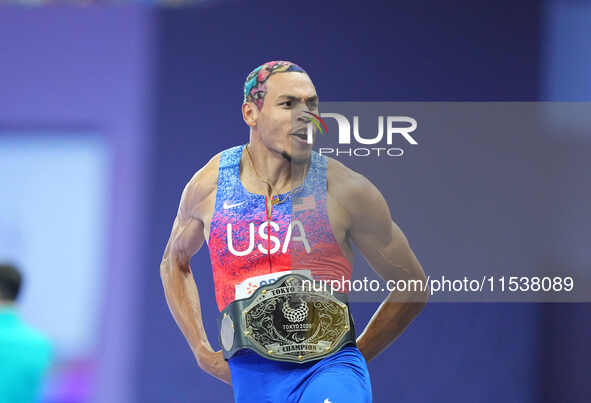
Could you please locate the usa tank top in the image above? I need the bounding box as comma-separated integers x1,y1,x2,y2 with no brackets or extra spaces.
208,144,352,311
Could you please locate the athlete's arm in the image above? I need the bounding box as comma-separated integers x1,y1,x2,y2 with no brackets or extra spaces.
160,165,231,385
336,163,428,363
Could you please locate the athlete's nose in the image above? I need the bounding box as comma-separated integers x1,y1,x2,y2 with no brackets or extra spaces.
299,113,311,123
297,107,313,124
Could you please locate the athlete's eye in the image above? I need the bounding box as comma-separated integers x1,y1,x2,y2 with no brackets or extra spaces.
280,101,293,107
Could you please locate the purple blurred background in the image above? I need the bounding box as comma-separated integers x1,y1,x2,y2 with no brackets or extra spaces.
0,1,589,402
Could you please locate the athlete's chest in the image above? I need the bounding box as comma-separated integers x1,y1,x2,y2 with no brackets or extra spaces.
201,185,352,262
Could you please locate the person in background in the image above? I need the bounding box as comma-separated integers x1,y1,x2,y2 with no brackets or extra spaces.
0,263,52,403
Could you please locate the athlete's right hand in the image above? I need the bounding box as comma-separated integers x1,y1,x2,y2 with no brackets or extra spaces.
196,349,232,385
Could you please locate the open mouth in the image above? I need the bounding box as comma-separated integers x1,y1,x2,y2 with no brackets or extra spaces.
290,132,308,141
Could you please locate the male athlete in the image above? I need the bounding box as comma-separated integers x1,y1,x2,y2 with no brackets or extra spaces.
161,61,428,403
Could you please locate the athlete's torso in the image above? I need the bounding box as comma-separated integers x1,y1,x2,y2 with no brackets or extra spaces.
202,144,353,311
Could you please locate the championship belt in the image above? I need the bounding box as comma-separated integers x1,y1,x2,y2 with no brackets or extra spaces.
218,273,356,363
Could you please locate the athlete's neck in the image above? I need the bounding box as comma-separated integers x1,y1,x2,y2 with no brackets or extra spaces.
243,140,309,195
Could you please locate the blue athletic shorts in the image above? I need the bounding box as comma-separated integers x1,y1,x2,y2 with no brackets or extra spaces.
228,345,372,403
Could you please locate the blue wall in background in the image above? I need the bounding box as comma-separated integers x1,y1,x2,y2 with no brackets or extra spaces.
135,1,591,403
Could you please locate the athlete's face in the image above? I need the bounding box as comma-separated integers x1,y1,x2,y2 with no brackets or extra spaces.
257,72,318,163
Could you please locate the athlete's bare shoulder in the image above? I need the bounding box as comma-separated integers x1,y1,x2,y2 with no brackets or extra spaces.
326,156,375,208
180,152,221,223
326,155,389,237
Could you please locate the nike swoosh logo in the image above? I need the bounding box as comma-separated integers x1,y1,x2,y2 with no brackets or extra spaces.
223,200,246,209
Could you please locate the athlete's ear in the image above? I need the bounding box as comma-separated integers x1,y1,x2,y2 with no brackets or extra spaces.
242,102,259,128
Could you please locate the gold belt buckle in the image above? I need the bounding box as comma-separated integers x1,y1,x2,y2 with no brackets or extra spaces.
240,274,352,363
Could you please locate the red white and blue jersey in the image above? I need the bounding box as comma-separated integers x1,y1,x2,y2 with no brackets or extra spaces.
207,144,353,311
